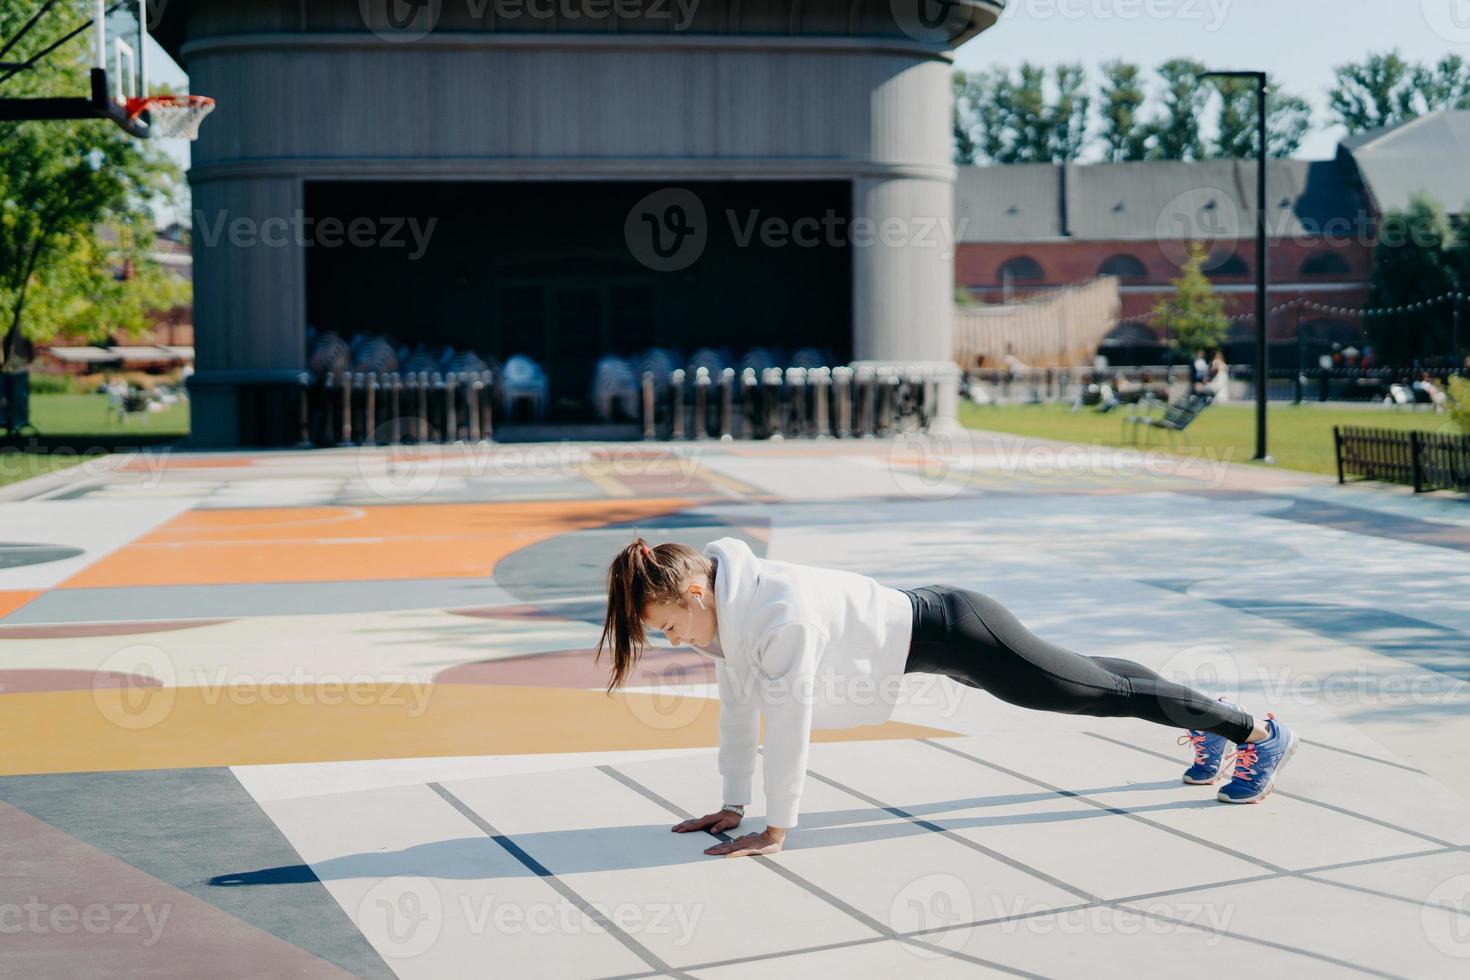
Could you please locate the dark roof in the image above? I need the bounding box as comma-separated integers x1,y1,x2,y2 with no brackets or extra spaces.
954,163,1064,241
1339,109,1470,215
955,157,1365,243
150,0,1007,57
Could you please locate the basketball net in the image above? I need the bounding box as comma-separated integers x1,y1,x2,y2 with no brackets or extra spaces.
125,95,216,140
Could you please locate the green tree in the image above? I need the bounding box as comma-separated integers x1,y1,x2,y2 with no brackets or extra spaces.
1264,91,1312,158
1411,54,1470,113
1446,376,1470,434
1209,78,1311,159
963,63,1091,163
1328,51,1470,134
1366,193,1467,364
953,70,980,165
1097,60,1150,162
1147,59,1209,160
1328,51,1417,133
1009,63,1051,162
0,2,185,370
1151,243,1229,355
1049,63,1091,162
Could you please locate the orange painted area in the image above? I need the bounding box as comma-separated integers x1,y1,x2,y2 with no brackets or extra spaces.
0,682,958,776
0,591,41,618
115,455,273,472
59,498,690,588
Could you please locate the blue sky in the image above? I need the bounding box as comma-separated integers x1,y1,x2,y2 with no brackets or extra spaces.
955,0,1470,159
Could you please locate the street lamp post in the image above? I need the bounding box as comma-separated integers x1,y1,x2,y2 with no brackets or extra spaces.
1202,69,1272,463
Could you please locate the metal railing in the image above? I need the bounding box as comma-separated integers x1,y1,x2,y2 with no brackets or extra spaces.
302,363,945,445
642,364,942,441
307,370,496,446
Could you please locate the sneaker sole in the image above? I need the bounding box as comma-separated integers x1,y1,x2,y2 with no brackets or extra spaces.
1182,772,1223,785
1217,728,1299,804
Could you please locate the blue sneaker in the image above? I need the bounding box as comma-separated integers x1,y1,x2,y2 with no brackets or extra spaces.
1176,697,1237,784
1217,713,1299,804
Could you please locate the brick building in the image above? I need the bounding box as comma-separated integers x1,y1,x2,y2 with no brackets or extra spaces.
954,157,1374,364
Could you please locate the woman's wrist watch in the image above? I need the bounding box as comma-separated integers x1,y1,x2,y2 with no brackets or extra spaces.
720,803,746,816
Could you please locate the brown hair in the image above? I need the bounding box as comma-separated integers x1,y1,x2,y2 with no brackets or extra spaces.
596,537,713,693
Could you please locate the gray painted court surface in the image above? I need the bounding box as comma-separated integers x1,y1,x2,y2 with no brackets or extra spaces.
1,431,1467,978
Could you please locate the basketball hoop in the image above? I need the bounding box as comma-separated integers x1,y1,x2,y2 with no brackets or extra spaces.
125,94,216,140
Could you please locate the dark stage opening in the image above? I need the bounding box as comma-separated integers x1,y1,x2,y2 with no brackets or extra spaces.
304,180,853,422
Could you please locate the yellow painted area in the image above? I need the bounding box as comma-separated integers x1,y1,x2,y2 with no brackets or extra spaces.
0,682,959,776
576,465,635,497
60,498,690,588
691,463,762,496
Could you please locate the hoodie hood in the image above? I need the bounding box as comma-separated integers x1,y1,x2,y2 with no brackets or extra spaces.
699,536,763,664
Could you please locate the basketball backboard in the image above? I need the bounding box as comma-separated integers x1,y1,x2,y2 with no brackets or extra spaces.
98,0,148,112
0,0,211,138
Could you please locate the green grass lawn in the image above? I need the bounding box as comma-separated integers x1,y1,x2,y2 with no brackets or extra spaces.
28,392,190,437
958,400,1464,477
0,393,189,492
0,452,94,489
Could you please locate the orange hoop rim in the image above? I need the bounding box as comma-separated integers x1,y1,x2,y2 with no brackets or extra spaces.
124,94,216,122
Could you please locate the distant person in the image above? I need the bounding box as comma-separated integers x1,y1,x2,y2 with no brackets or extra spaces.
1192,349,1209,393
103,376,129,423
1209,351,1231,403
1416,372,1446,413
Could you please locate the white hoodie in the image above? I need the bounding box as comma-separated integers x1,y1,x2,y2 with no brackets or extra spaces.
686,537,914,828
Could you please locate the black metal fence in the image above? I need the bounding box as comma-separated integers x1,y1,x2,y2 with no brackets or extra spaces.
303,364,942,446
1334,425,1470,493
967,366,1467,404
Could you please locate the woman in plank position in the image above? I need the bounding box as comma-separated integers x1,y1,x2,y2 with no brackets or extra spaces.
597,536,1298,858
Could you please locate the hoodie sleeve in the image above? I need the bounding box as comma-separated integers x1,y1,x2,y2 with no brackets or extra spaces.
715,659,759,805
754,620,825,828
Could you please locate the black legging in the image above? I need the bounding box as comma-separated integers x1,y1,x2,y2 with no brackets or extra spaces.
900,586,1255,743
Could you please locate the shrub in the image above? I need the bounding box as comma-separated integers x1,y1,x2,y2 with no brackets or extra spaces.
26,371,77,394
1447,376,1470,435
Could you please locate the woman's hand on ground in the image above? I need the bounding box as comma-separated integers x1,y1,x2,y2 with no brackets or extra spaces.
702,827,785,858
671,809,742,836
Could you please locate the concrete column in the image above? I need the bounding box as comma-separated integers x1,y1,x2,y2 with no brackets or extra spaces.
185,175,307,447
850,174,961,434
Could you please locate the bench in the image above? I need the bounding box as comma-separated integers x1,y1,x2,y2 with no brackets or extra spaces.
1121,391,1213,446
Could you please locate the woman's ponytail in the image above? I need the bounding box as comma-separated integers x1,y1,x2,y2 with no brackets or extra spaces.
597,537,711,693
